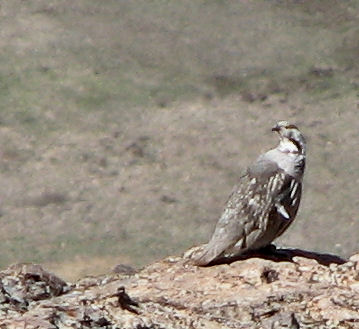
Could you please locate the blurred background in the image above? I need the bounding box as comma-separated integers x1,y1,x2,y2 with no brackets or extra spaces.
0,0,358,281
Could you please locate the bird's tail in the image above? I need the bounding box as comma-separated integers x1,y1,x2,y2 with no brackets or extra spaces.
192,242,223,266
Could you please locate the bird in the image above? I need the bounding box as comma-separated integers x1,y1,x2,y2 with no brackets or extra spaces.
193,121,306,266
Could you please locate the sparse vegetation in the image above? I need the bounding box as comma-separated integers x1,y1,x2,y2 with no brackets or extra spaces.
0,0,358,280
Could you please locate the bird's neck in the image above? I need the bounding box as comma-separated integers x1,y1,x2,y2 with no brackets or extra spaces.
277,138,305,156
267,138,306,179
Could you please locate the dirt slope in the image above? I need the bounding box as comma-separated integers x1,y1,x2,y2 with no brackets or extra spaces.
0,1,358,279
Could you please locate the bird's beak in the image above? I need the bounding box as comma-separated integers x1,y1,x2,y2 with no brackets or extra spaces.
272,125,280,132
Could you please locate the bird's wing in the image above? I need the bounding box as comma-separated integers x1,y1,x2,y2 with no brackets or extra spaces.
194,157,297,266
270,173,302,238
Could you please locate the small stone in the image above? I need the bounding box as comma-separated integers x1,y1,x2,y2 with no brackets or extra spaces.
349,254,359,263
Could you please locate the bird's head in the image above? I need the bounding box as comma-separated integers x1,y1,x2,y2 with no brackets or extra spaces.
272,121,306,155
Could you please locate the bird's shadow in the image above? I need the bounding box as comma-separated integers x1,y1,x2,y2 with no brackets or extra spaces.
207,245,347,267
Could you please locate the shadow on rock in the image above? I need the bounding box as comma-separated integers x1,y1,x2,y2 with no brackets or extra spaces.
207,245,347,267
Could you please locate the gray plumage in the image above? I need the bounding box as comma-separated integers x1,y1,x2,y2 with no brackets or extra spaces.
194,121,306,266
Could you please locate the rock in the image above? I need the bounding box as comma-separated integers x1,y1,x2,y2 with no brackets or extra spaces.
0,263,69,308
0,249,358,328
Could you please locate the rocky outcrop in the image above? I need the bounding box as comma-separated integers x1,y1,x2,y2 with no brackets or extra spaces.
1,249,359,328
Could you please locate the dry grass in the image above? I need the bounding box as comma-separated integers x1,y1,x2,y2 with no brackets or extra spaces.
0,0,358,279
